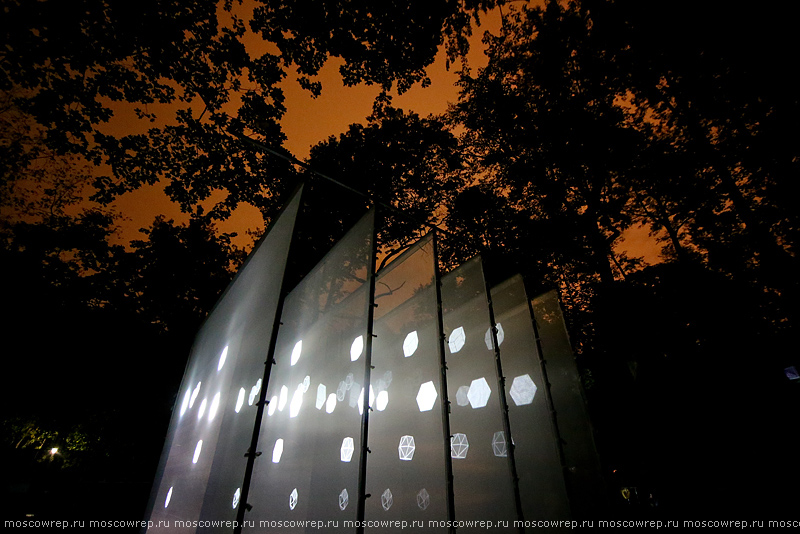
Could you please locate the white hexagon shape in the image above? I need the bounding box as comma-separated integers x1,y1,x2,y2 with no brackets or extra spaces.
337,381,347,401
290,340,302,366
326,393,337,414
403,331,419,357
289,488,298,510
381,489,393,511
350,335,364,361
509,374,537,406
289,386,303,418
416,381,437,412
272,438,284,463
451,433,469,459
235,387,246,413
417,488,430,510
484,323,505,350
278,385,288,411
398,435,415,461
448,326,466,353
316,384,326,410
339,489,349,511
340,437,355,462
345,373,354,389
375,390,389,411
492,431,508,457
232,487,241,509
268,395,278,416
455,385,470,406
467,377,491,409
218,345,228,371
208,392,221,421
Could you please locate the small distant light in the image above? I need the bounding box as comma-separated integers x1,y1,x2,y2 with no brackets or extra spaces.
232,487,241,509
193,440,203,464
289,488,298,510
350,335,364,362
49,447,58,455
272,438,284,463
197,398,207,419
268,395,278,416
278,385,288,411
208,392,221,421
218,345,228,371
190,381,201,408
326,393,337,414
165,486,173,508
235,388,246,413
180,388,191,416
290,340,302,366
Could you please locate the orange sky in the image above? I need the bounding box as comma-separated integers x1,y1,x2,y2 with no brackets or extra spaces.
106,5,660,265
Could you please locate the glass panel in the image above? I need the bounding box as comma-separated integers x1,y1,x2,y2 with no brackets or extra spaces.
144,188,303,533
244,211,374,533
364,234,449,531
490,276,570,519
440,257,518,530
530,290,603,517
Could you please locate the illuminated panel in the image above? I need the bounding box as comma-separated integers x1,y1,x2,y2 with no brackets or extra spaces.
440,257,517,529
244,211,374,532
489,276,570,519
365,234,448,530
144,188,303,533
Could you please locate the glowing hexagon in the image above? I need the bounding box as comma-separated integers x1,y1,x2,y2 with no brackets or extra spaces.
484,323,505,350
208,392,221,421
337,381,347,401
218,345,228,371
301,375,310,392
232,487,241,509
316,384,326,410
289,488,298,510
455,385,470,406
398,435,415,461
403,331,419,357
340,437,354,462
289,386,303,418
290,340,302,366
235,387,246,413
381,489,393,511
417,488,430,511
249,378,262,406
326,393,337,414
450,433,469,459
268,395,278,416
165,486,173,508
278,385,288,411
339,489,349,511
448,326,466,353
197,398,207,419
467,377,491,409
272,438,284,463
376,390,389,411
190,381,201,408
180,388,191,416
509,374,537,406
350,335,364,361
492,431,508,457
416,381,437,412
193,440,203,464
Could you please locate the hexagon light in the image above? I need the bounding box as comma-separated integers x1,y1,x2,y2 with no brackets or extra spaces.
398,435,415,461
509,374,537,406
416,381,438,412
467,377,491,409
448,326,466,353
403,331,419,357
340,437,355,462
